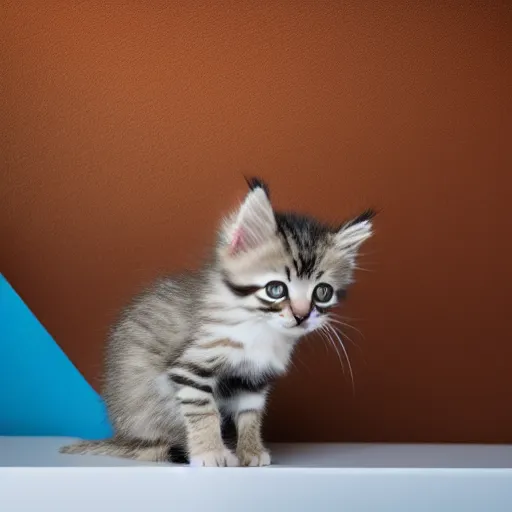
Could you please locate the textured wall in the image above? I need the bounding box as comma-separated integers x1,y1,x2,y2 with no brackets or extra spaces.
2,1,511,442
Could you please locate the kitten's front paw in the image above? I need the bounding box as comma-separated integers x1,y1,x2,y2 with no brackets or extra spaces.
237,449,271,467
189,449,239,467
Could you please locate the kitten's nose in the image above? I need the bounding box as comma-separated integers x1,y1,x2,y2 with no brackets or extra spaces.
293,313,310,325
291,301,311,325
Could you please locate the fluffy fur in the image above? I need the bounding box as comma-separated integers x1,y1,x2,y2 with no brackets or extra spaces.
60,178,375,466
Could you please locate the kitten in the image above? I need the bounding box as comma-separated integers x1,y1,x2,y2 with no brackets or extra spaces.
60,178,375,467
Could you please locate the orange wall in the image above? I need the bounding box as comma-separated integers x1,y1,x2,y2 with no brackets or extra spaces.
2,1,511,442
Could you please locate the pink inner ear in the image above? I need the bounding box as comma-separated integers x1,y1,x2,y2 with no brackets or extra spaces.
228,226,245,255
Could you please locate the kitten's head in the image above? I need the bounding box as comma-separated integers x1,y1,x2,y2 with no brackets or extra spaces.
216,178,375,337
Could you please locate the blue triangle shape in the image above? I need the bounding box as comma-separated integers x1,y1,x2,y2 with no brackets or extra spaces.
0,274,113,439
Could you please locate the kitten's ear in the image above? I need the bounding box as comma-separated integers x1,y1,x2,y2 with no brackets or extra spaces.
222,178,276,255
334,209,376,261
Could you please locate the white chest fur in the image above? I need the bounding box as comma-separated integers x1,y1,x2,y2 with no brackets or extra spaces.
203,320,296,374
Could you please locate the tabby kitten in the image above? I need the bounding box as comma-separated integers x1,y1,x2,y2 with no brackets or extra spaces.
61,178,375,467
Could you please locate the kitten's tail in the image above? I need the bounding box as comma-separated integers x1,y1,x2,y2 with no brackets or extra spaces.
59,437,172,462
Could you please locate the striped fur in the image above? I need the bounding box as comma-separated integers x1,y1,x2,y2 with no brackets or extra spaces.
60,178,374,467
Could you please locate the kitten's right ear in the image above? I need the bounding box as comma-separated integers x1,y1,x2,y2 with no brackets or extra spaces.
245,176,270,198
221,178,276,255
334,209,376,260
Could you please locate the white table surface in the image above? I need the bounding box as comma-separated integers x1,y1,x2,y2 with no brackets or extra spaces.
1,436,512,511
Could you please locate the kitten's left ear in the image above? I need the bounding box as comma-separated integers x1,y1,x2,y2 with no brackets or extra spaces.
334,209,376,260
222,178,276,255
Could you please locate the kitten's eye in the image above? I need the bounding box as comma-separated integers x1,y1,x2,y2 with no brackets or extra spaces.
313,283,334,303
265,281,288,300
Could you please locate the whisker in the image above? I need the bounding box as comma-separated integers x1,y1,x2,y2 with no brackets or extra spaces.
286,352,300,373
329,325,365,359
316,328,331,355
326,320,359,348
328,320,367,363
325,323,355,395
355,249,380,258
327,317,365,340
293,353,311,375
353,265,376,273
318,326,346,377
330,312,364,322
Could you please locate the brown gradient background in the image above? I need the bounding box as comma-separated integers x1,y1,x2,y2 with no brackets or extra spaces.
2,1,511,443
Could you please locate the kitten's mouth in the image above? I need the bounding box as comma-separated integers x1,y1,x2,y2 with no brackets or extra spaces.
285,319,311,331
293,318,306,327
